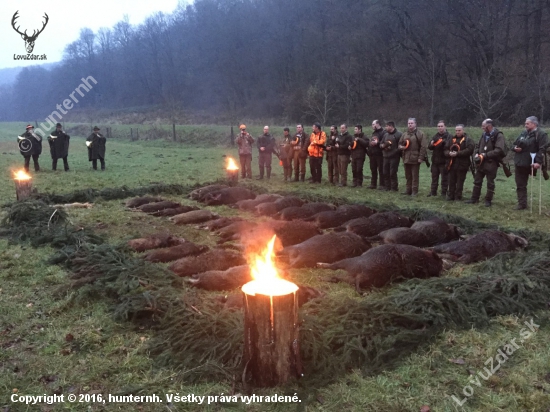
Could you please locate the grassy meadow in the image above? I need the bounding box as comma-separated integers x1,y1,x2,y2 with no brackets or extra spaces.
1,122,550,412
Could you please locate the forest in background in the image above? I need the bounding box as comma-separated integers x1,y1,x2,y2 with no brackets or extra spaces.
1,0,549,126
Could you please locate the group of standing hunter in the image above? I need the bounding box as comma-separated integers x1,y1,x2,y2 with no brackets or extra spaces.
17,124,107,172
235,117,549,210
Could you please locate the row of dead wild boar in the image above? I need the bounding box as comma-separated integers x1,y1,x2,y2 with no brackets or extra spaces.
124,184,528,293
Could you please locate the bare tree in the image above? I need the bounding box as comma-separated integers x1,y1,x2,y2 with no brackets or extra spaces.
97,28,113,55
336,58,359,125
78,28,96,63
113,15,133,49
462,69,509,120
413,51,439,125
303,84,337,125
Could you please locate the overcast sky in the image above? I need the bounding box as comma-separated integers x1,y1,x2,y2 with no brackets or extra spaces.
0,0,184,69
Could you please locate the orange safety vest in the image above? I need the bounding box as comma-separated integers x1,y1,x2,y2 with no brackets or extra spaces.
308,131,326,157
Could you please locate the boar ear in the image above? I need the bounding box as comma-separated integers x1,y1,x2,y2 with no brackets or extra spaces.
511,234,528,248
430,250,441,259
451,225,462,236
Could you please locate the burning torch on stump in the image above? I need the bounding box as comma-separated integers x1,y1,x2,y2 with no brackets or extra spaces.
226,157,239,183
242,235,302,387
13,170,33,201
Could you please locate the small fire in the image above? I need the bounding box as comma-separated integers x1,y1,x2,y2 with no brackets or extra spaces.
13,170,31,181
242,235,298,297
227,157,239,171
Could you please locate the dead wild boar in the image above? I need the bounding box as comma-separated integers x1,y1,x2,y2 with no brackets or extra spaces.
236,194,283,212
148,205,199,217
274,202,336,220
143,242,209,263
255,196,305,216
168,249,247,277
216,221,258,242
125,196,164,208
189,184,229,201
198,217,244,231
369,227,431,247
320,244,443,291
307,204,377,228
264,220,322,247
170,210,219,225
139,201,182,213
127,234,186,253
338,212,414,237
279,232,371,268
410,217,462,246
187,265,252,291
431,230,528,264
203,187,256,205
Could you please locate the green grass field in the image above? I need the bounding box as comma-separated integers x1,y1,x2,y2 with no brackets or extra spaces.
1,122,550,411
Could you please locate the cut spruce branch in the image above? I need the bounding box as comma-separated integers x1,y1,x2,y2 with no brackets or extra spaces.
2,187,550,388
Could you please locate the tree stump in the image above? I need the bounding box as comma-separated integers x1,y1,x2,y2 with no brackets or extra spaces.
226,169,239,183
15,179,33,201
242,282,301,387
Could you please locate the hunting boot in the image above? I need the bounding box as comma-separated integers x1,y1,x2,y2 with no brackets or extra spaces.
455,186,463,201
266,167,271,179
368,175,376,189
391,178,399,191
257,167,264,180
465,184,481,203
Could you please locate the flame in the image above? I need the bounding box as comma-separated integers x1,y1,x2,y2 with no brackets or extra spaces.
227,157,239,171
241,235,298,297
13,170,31,181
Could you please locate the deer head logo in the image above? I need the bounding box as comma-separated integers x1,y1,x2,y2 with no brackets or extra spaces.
11,11,49,54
